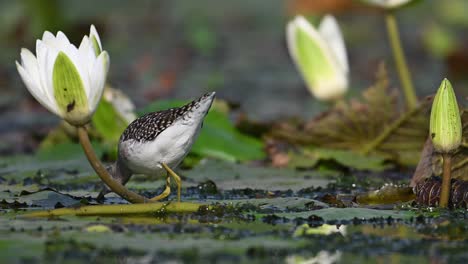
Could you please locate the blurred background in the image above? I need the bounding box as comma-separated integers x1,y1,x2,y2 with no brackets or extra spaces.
0,0,467,155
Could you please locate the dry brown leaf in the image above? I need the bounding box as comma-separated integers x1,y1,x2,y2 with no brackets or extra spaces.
270,63,430,166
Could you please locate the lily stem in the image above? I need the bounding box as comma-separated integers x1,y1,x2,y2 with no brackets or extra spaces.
76,126,148,204
439,153,452,208
23,202,203,218
385,12,417,110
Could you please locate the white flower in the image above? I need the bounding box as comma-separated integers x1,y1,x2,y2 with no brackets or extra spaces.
360,0,414,9
16,25,110,125
287,15,349,101
103,86,137,123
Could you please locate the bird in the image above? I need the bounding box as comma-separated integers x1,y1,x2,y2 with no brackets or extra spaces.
98,92,216,202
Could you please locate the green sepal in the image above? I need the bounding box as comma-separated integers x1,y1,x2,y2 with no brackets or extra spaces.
430,78,462,153
53,51,89,125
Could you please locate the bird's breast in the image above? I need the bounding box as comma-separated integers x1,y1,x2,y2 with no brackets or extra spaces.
119,120,201,175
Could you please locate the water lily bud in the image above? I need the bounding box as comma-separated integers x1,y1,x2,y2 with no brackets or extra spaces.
16,25,110,126
360,0,415,9
429,78,462,153
286,15,349,101
103,86,137,123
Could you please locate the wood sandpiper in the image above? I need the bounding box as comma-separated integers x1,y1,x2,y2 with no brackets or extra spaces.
98,92,216,201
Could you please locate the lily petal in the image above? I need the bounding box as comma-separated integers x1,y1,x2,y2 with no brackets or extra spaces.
16,61,60,115
44,46,59,107
20,48,41,92
56,31,72,50
318,15,349,74
88,51,109,111
89,25,102,54
41,31,56,47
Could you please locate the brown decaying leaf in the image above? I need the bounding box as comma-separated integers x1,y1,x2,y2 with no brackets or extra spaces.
411,109,468,186
270,63,430,166
414,177,468,208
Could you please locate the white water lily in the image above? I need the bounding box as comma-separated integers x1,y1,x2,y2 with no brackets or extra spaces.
287,15,349,101
16,25,110,125
360,0,415,9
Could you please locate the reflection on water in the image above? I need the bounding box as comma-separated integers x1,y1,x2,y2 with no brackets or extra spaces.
286,250,342,264
293,224,347,237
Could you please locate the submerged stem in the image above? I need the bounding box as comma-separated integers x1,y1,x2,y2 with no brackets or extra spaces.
439,153,452,208
385,12,417,110
23,202,203,218
76,126,148,203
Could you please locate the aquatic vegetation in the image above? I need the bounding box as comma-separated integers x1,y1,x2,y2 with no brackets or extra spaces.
429,78,462,207
0,1,467,263
16,25,109,126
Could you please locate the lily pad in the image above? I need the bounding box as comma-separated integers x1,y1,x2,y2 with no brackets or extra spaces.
4,189,80,209
288,148,390,171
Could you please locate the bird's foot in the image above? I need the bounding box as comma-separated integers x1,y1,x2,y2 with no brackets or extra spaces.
161,163,182,202
149,176,171,201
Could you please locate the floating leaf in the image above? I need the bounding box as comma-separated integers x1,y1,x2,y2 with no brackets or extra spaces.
287,148,389,171
3,189,80,209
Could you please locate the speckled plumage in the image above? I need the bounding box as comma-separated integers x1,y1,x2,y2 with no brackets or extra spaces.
120,92,213,142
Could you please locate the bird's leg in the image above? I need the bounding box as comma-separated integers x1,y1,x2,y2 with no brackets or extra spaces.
149,175,171,201
161,163,181,202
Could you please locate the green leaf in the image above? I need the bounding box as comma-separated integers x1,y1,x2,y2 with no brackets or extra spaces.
53,52,89,124
423,23,457,58
91,98,130,160
140,99,265,162
92,98,129,144
15,190,80,209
